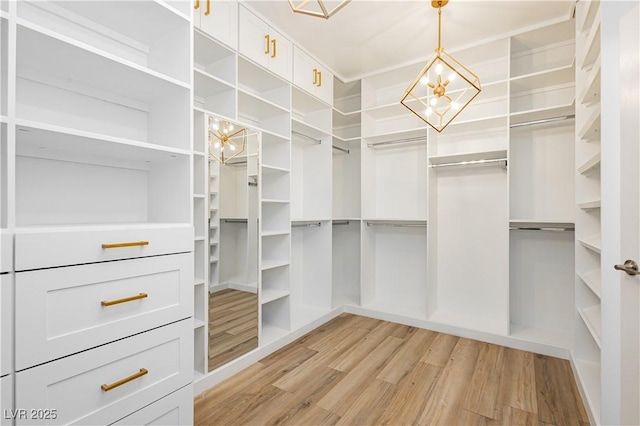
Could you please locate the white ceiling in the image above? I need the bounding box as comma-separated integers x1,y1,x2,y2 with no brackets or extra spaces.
244,0,576,81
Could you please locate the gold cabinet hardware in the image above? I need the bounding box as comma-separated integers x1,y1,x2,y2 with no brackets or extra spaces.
204,0,210,16
194,0,199,9
271,38,277,58
317,70,322,87
101,368,148,392
101,241,149,249
264,34,270,55
101,293,148,307
313,69,318,85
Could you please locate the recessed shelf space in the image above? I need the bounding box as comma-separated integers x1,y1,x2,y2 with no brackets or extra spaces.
193,69,236,119
334,78,361,114
578,269,602,299
579,305,602,348
238,56,290,111
238,90,290,139
580,56,601,105
261,295,290,345
361,62,423,110
332,220,360,307
194,29,236,86
510,85,574,118
16,0,191,83
292,87,332,135
16,24,190,150
578,108,601,142
261,132,290,171
577,152,601,175
579,235,602,254
15,122,190,226
580,18,601,69
510,62,575,93
261,288,290,305
291,119,330,144
261,233,290,270
578,0,600,33
261,201,290,235
261,165,290,202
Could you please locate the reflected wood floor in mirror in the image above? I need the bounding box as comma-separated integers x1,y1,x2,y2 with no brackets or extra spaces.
208,289,258,371
195,313,589,425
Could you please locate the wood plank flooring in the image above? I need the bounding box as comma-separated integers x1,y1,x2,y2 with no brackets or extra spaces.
195,313,589,425
208,289,258,371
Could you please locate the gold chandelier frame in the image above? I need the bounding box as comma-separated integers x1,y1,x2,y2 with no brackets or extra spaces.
208,116,247,165
288,0,351,19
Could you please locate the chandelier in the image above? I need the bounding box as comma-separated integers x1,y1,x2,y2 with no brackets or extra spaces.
401,0,481,132
208,116,246,164
288,0,351,19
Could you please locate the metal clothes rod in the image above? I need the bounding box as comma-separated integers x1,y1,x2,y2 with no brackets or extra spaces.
248,182,258,187
292,130,321,144
292,222,321,228
367,136,427,148
224,218,248,224
332,220,350,226
510,114,575,128
510,226,574,232
430,158,507,168
226,159,247,165
332,145,350,154
366,222,426,228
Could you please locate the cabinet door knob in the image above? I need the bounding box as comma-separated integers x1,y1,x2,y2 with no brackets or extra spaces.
101,368,148,392
264,34,270,55
204,0,210,16
194,0,199,9
271,38,277,58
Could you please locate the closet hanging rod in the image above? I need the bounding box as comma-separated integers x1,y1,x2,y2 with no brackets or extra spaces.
332,220,350,226
367,136,427,148
226,159,247,165
248,182,258,187
332,145,350,154
292,222,322,228
510,114,575,128
430,158,507,169
224,218,248,224
509,226,574,232
366,221,426,228
292,130,321,144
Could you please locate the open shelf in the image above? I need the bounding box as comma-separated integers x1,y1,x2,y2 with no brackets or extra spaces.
578,269,602,299
579,17,601,69
509,219,574,230
510,62,575,93
194,29,236,86
580,55,601,105
261,259,290,271
509,323,573,348
578,108,601,142
578,305,601,348
261,288,290,305
577,152,601,175
238,56,290,110
578,235,601,254
578,200,601,211
429,149,507,166
238,90,290,139
430,309,507,336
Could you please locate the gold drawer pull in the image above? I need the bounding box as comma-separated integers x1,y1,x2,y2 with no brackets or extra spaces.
101,368,148,392
204,0,210,16
194,0,199,9
101,293,148,307
101,241,149,249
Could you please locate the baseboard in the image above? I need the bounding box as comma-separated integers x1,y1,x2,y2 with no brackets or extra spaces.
209,282,258,294
568,354,599,425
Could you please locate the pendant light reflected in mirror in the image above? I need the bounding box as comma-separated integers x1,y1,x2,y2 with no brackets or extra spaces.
288,0,351,19
208,116,247,165
401,0,481,132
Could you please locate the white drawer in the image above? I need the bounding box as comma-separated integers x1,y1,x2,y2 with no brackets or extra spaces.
15,320,192,426
1,375,13,426
15,253,193,371
111,385,193,426
0,231,12,273
1,274,12,377
14,224,193,271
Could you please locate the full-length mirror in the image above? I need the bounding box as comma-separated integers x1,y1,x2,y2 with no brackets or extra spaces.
207,116,259,371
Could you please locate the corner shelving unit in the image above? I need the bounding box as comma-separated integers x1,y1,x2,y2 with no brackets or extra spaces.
574,0,602,421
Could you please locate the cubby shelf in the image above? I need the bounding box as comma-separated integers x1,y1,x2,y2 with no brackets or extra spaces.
578,200,601,210
260,323,290,346
261,289,290,305
578,152,601,175
579,17,601,69
261,260,290,271
429,149,507,166
291,118,331,142
580,55,601,105
578,108,601,142
579,305,602,348
193,319,206,329
578,269,602,299
510,61,575,93
579,235,602,254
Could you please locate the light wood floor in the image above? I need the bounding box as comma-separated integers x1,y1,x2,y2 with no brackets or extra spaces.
208,289,258,371
195,313,589,425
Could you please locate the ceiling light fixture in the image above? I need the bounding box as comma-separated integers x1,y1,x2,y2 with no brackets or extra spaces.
401,0,481,132
288,0,351,19
208,116,246,165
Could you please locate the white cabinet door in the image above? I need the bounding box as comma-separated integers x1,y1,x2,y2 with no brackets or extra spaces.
314,61,334,106
197,0,238,50
0,275,11,377
267,26,293,82
293,46,333,105
238,5,269,69
0,232,11,273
